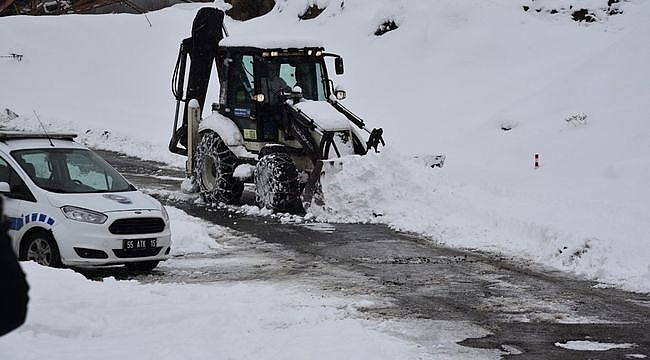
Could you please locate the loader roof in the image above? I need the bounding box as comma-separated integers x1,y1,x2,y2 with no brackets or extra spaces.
219,36,324,50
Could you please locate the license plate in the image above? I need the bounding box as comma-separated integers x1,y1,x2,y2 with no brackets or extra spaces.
123,238,157,250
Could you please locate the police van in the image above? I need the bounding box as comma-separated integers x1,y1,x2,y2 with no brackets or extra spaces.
0,131,171,271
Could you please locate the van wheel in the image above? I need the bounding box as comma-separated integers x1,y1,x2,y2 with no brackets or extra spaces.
125,261,159,272
23,231,62,268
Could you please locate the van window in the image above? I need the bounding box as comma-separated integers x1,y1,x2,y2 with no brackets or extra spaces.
0,156,36,202
11,148,132,194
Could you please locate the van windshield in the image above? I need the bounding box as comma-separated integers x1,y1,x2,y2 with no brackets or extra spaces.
11,148,133,194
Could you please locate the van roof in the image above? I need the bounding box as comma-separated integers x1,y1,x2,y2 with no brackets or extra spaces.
0,130,78,140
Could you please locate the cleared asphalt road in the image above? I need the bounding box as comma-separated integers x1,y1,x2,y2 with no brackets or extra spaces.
96,149,650,359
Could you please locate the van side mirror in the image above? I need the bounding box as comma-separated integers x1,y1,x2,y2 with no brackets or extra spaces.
0,182,10,193
335,57,344,75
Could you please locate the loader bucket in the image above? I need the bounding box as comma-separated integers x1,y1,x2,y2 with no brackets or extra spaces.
300,157,351,211
320,158,346,175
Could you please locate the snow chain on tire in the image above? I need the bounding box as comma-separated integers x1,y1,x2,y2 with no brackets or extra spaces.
254,153,303,213
193,131,243,204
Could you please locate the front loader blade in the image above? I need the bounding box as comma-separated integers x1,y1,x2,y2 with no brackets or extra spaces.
320,158,346,175
301,161,323,211
301,158,347,211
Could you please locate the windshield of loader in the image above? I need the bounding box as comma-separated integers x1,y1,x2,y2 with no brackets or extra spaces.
261,57,327,103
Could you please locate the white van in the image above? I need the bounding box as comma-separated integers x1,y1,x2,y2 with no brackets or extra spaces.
0,131,171,271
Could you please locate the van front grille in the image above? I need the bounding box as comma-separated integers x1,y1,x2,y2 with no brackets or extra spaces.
108,217,165,235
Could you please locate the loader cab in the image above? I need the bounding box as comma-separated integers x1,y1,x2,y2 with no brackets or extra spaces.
217,46,331,143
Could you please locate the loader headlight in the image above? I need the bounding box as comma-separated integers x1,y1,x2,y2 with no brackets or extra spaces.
334,85,347,100
252,93,265,102
61,206,108,224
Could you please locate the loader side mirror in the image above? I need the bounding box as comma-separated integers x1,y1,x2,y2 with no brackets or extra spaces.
335,57,344,75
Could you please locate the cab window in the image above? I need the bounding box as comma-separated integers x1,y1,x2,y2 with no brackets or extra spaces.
227,54,255,108
261,58,327,102
226,54,258,140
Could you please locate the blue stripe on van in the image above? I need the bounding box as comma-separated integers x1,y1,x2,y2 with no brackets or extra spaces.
10,214,55,231
8,217,24,231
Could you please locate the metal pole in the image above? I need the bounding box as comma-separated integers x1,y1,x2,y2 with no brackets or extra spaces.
186,99,201,177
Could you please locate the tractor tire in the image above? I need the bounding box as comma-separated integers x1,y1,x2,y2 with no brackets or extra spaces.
194,131,243,204
22,231,62,268
254,153,303,213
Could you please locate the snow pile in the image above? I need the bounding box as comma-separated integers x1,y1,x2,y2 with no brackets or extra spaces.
294,100,351,130
166,206,229,254
1,0,649,293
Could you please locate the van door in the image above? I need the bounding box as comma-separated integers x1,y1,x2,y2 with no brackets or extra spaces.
0,156,36,253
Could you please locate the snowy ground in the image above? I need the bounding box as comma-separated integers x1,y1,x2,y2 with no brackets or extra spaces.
0,208,499,360
1,0,649,356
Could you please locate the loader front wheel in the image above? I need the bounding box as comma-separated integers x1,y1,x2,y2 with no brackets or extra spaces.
254,153,302,213
194,131,243,204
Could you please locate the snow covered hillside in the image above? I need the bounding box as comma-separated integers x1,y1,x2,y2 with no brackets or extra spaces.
1,0,649,293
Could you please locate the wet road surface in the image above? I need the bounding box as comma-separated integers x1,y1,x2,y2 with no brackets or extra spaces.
95,149,650,359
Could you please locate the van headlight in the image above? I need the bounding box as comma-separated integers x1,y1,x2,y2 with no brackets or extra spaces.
61,206,108,224
161,205,170,223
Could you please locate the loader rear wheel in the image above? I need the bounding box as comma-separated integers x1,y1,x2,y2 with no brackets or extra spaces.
194,131,243,204
254,153,303,213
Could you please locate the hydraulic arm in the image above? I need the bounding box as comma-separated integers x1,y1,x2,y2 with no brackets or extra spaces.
169,7,225,156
